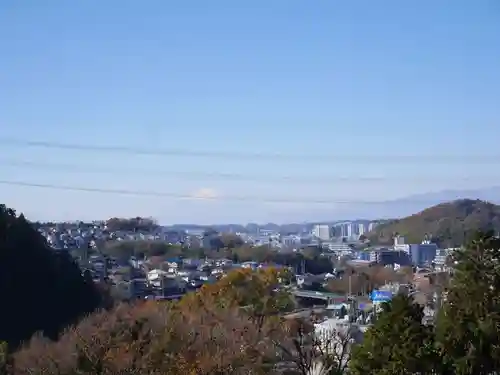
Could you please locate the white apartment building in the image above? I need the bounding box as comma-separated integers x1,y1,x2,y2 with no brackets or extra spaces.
346,223,353,238
393,235,410,253
312,224,331,241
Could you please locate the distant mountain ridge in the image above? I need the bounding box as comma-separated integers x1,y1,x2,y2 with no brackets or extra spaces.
384,186,500,215
300,186,500,222
162,187,500,232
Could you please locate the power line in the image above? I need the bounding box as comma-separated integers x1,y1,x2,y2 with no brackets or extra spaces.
0,179,437,205
1,138,498,163
0,159,490,183
0,138,327,160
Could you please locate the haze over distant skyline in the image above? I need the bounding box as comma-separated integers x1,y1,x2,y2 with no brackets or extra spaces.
1,1,499,224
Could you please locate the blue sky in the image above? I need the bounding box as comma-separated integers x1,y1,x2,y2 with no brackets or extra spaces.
0,0,499,224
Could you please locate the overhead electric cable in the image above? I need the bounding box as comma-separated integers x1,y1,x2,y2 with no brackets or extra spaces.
0,138,498,163
0,159,489,183
0,179,441,205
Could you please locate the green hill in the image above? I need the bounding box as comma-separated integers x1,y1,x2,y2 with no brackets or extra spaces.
366,199,500,247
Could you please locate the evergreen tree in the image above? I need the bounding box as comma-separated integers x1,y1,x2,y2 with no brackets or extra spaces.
436,231,500,374
0,342,12,375
0,205,102,348
349,294,437,375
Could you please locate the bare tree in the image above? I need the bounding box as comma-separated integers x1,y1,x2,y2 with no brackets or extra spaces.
272,317,358,375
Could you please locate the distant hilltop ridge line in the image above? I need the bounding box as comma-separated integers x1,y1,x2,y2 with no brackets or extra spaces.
365,198,500,248
28,186,500,227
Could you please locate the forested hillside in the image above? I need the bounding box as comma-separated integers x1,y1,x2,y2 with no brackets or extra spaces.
366,199,500,247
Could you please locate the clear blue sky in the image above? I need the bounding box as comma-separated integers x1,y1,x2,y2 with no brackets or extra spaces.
1,0,499,224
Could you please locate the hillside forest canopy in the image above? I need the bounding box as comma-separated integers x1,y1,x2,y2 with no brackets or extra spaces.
366,199,500,247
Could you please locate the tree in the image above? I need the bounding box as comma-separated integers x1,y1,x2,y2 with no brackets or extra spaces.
349,294,437,375
276,317,357,375
0,205,102,348
219,233,244,249
13,291,284,375
0,342,12,375
302,246,322,260
105,217,158,232
180,267,296,319
13,302,178,375
234,245,273,263
102,240,183,260
436,231,500,374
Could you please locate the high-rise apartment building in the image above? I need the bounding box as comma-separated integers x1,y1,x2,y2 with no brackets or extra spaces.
312,224,331,241
346,223,353,238
339,223,348,237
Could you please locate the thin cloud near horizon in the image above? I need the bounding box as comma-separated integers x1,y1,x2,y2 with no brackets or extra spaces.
190,187,219,200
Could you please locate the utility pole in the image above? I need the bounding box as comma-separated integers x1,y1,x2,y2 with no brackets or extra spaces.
161,275,165,299
348,274,352,297
347,275,358,321
434,285,443,323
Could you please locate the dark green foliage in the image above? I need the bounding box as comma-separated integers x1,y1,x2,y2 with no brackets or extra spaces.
435,231,500,375
349,294,438,375
105,217,158,232
102,239,183,260
0,205,101,348
351,231,500,374
0,342,12,375
367,199,500,247
219,233,244,249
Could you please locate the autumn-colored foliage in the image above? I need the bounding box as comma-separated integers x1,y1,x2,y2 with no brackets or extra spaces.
180,268,295,316
8,268,302,375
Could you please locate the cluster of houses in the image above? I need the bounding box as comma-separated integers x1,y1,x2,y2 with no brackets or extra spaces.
82,254,288,301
